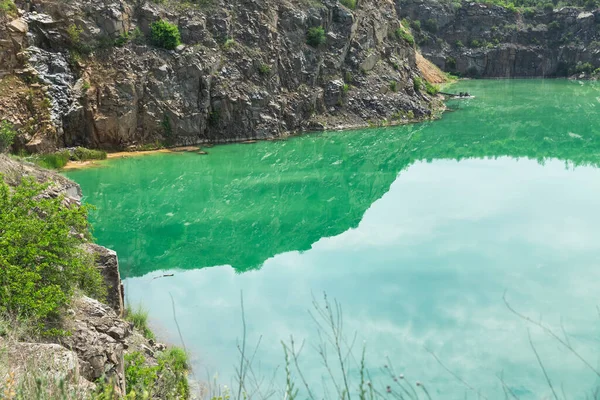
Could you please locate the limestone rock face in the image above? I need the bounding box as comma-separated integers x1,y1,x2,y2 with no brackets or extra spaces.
86,243,125,316
59,296,132,396
398,0,600,77
0,0,438,150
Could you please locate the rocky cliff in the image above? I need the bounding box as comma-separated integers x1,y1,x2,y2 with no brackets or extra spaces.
398,0,600,77
0,0,442,152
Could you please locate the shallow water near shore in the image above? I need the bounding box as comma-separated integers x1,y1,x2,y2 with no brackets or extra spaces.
66,79,600,398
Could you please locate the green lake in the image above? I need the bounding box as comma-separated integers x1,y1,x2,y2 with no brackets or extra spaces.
66,80,600,398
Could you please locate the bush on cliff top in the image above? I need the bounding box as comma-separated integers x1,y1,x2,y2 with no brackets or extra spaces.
150,20,181,50
0,176,106,333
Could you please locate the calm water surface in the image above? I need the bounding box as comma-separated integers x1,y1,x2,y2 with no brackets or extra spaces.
66,80,600,398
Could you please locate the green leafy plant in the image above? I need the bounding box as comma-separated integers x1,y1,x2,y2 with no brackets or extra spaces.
395,28,415,46
150,20,181,50
306,27,326,47
0,120,16,152
0,176,106,331
0,0,17,17
445,56,457,70
410,20,421,32
425,81,440,96
67,24,84,47
114,30,131,47
413,76,424,92
223,38,236,50
389,80,397,92
258,64,271,75
124,348,189,398
423,18,438,33
455,40,464,49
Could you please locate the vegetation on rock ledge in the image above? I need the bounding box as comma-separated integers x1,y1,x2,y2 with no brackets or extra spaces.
0,176,106,333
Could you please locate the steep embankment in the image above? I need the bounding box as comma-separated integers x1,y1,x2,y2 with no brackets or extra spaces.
398,0,600,77
0,0,442,152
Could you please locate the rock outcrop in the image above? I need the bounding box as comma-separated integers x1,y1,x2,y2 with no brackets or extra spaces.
398,0,600,77
0,0,441,151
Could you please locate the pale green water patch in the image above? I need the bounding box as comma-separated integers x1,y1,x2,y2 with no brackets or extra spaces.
66,79,600,398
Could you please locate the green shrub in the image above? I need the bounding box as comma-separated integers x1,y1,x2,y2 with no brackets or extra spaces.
125,352,158,396
410,20,421,32
575,62,594,74
223,38,236,50
114,30,130,47
125,349,189,399
413,76,424,92
306,26,326,47
340,0,356,9
342,83,350,95
0,120,16,152
258,63,271,75
523,7,535,17
125,304,155,339
455,40,464,48
548,20,560,30
73,147,107,161
0,0,17,16
469,39,481,48
389,80,397,92
542,2,554,12
395,28,415,46
150,20,181,50
67,24,84,47
423,18,438,33
425,81,439,95
0,177,105,331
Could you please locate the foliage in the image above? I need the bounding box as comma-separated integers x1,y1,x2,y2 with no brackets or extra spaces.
542,2,554,11
0,120,16,153
425,81,440,96
413,76,424,92
423,18,438,33
223,38,236,50
258,63,271,75
395,28,415,46
342,83,350,95
306,27,326,47
125,304,155,339
389,80,398,92
150,20,181,50
340,0,356,9
67,24,84,47
73,147,107,161
125,349,189,399
575,62,594,74
114,30,131,47
0,177,106,331
547,20,560,30
0,0,17,16
455,40,464,48
34,150,71,169
410,20,421,32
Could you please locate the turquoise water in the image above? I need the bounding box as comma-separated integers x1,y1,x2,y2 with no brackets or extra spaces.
66,80,600,398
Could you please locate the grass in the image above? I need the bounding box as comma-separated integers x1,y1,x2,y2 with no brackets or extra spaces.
125,305,155,340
